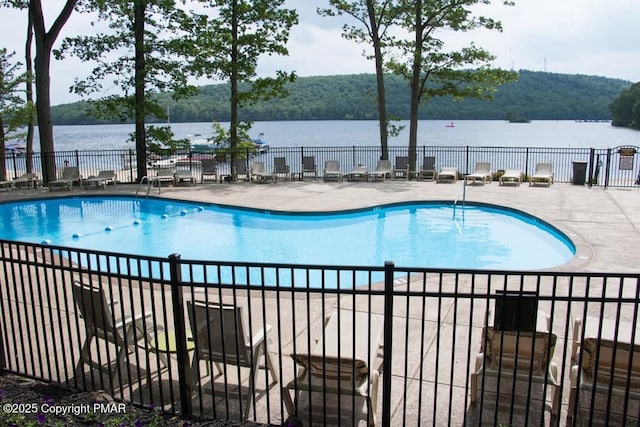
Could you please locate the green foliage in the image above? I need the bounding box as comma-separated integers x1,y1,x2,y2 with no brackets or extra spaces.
0,48,31,142
186,0,297,149
610,82,640,129
51,71,632,124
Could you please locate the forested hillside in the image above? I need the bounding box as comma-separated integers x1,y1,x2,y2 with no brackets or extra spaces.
51,70,631,125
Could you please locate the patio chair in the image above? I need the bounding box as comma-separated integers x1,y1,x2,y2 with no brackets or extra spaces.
499,169,523,186
419,156,438,181
284,309,384,426
323,160,343,182
347,164,369,182
529,162,554,186
152,168,175,187
83,170,116,189
250,161,277,183
174,169,196,185
233,158,250,181
273,157,290,181
392,156,410,180
187,300,278,420
465,162,492,185
72,280,155,381
48,166,81,191
368,159,392,182
437,166,459,183
200,158,218,183
12,173,40,189
470,293,560,417
302,156,317,180
568,316,640,423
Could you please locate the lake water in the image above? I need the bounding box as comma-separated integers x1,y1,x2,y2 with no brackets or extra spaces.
48,120,640,152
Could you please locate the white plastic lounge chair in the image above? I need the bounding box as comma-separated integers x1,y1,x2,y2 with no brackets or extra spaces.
48,166,81,191
72,280,154,382
284,309,384,426
470,295,560,417
12,172,41,189
499,169,523,186
529,163,554,186
187,300,278,420
152,168,175,187
568,316,640,423
83,170,116,189
347,165,369,182
437,167,459,183
273,157,290,181
233,158,250,181
174,169,196,185
465,162,492,185
392,156,410,180
323,160,343,182
419,156,437,181
369,159,392,182
302,156,317,180
250,161,276,183
200,158,218,183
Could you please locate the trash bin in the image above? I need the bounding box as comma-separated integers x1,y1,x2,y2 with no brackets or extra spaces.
572,161,588,185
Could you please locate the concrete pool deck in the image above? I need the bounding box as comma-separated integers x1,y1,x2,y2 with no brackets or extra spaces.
3,178,638,273
2,178,640,425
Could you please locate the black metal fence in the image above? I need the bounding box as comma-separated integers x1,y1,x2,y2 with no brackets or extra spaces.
3,145,640,188
1,239,640,426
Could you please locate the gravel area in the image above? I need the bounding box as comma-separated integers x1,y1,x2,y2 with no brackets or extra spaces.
0,373,268,426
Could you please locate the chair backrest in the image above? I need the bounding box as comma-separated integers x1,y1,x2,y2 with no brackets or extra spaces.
156,169,174,178
422,157,436,171
376,160,391,171
302,156,316,172
474,162,491,173
62,166,80,180
97,170,115,179
394,156,409,170
484,327,556,376
72,281,117,341
581,337,640,387
274,157,289,173
233,158,248,174
535,162,553,174
293,354,369,383
187,300,252,367
325,160,340,172
251,162,266,174
201,159,217,173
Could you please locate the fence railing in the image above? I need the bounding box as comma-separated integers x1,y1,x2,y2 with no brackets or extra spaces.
3,145,640,188
1,239,639,426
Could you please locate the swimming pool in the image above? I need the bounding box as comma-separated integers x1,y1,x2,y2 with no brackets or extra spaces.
0,196,574,274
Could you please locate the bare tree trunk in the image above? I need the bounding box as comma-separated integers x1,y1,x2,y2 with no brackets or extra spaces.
29,0,78,183
407,0,422,174
229,0,239,178
25,13,35,173
134,0,147,182
367,0,389,160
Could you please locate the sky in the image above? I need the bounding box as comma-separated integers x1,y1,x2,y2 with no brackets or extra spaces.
0,0,638,106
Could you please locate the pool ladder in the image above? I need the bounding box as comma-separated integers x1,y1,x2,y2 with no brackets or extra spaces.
453,180,467,207
136,176,162,197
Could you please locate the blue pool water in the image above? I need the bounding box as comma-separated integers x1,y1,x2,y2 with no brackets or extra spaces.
0,196,574,274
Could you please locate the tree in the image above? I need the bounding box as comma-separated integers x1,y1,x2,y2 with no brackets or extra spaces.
29,0,78,182
319,0,404,160
188,0,297,174
388,0,517,171
610,82,640,129
0,48,30,180
57,0,198,181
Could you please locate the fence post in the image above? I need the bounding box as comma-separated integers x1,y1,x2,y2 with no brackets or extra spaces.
381,261,395,427
168,253,192,415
